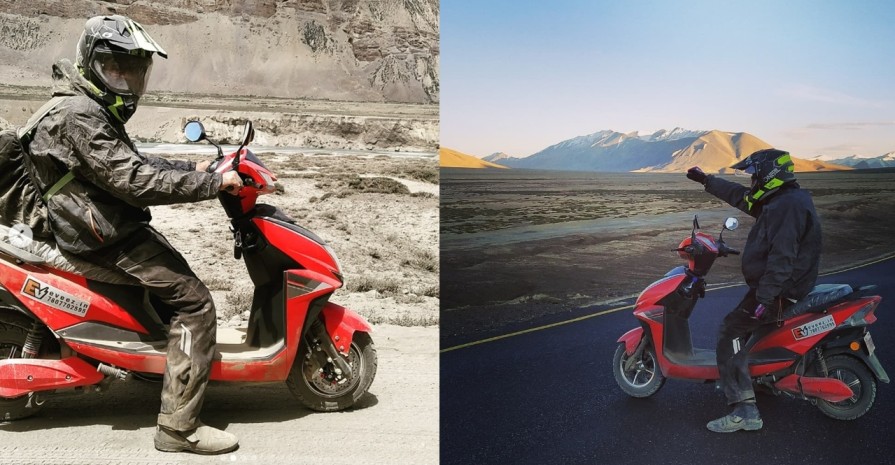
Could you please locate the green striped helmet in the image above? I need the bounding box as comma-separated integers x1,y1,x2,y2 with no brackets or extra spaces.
75,15,167,123
730,148,796,211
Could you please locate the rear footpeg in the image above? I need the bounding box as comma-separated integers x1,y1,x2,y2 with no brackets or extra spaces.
97,363,130,381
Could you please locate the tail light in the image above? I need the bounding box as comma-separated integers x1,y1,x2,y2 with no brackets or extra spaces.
842,299,880,327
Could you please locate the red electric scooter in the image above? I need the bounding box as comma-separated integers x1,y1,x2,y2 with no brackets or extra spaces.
613,216,888,420
0,121,376,421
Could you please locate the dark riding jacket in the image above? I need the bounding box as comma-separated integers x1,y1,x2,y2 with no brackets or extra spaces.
704,175,822,306
26,59,222,253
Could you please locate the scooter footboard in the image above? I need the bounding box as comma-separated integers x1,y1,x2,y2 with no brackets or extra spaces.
321,302,373,357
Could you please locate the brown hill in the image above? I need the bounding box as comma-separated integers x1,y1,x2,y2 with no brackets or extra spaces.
634,130,850,173
440,148,509,169
791,158,853,172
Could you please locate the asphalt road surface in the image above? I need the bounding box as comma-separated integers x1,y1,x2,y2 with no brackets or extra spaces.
441,258,895,465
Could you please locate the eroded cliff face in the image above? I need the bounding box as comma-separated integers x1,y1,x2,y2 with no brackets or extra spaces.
126,107,438,152
0,0,439,103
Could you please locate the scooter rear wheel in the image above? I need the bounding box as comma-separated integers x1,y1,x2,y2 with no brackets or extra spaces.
811,355,877,420
613,342,665,398
0,312,44,421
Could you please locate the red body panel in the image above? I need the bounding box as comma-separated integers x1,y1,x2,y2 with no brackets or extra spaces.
323,302,373,356
635,274,686,309
774,374,854,403
256,218,340,280
0,260,148,335
618,327,643,355
0,357,104,397
751,298,876,355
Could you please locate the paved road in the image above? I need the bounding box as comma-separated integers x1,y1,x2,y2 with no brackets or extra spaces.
441,259,895,465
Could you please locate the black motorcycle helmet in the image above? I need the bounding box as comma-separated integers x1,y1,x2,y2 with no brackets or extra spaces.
75,15,167,123
730,148,796,211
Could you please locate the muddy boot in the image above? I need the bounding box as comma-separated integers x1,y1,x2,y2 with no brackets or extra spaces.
706,400,763,433
154,421,239,454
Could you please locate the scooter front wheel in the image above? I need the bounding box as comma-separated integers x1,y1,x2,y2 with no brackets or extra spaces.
613,342,665,398
287,331,377,412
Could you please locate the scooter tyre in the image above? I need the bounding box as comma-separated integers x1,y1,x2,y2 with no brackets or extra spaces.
287,331,377,412
811,355,877,421
613,342,665,398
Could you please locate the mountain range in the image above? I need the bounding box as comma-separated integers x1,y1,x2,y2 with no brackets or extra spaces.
823,153,895,169
486,128,849,173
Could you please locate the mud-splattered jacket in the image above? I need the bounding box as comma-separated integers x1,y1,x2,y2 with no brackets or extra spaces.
26,60,222,253
704,175,822,306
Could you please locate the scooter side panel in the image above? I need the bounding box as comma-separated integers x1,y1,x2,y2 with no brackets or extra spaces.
0,260,147,334
253,218,340,281
750,300,869,356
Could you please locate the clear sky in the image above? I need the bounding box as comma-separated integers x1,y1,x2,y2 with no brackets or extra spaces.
440,0,895,159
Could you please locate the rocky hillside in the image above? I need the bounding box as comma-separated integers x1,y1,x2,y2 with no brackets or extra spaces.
500,128,849,173
0,0,439,103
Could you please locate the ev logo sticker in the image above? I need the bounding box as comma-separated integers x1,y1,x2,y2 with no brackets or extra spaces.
21,277,90,317
792,315,836,340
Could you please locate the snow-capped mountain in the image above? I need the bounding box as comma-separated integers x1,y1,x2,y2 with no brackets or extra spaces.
499,129,766,173
827,152,895,169
481,152,517,163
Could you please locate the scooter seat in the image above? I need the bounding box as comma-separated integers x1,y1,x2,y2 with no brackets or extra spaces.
783,284,853,319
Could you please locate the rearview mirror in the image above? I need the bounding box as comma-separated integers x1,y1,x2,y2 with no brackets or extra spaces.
724,217,739,231
240,121,254,146
183,121,206,143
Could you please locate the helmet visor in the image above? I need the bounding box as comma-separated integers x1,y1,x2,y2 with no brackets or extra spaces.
91,50,153,96
733,164,757,177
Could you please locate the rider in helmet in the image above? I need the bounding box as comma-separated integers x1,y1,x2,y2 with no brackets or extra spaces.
686,148,822,433
76,15,163,123
26,15,242,454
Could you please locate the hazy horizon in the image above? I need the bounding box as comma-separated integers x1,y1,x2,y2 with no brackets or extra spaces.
442,1,895,160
